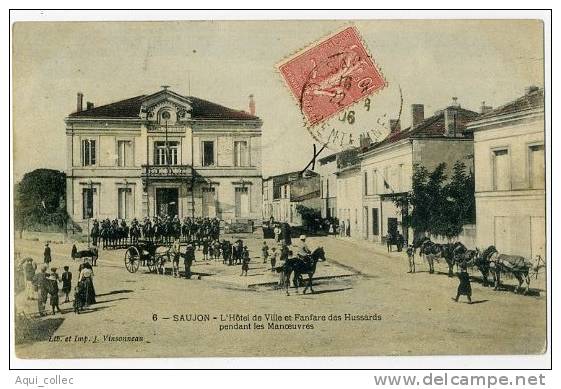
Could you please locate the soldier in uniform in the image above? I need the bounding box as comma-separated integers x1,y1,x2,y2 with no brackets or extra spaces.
296,235,311,263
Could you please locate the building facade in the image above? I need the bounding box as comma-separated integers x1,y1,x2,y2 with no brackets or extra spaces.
467,87,545,259
65,88,263,228
359,102,477,244
334,148,362,238
262,170,320,226
317,153,338,219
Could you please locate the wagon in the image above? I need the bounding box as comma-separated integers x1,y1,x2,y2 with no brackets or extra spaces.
124,240,171,273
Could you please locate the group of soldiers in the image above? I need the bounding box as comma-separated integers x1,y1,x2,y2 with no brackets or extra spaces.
91,216,221,249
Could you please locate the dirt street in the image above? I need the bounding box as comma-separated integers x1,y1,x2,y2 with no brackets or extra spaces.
14,234,546,358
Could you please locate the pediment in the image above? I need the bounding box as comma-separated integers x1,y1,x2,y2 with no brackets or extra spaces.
140,90,192,123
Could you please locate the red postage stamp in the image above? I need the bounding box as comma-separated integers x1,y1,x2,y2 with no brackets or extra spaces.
278,26,387,127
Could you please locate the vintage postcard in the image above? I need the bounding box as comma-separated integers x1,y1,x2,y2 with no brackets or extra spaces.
11,18,547,361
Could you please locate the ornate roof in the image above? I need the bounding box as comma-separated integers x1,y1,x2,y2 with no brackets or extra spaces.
68,90,259,121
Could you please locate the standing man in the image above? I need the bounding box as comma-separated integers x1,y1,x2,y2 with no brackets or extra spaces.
61,266,72,303
91,219,100,246
184,243,195,279
43,243,52,265
23,258,36,300
172,238,181,278
32,265,48,316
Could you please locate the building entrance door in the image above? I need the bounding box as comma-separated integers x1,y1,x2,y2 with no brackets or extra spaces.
202,187,217,218
387,217,398,236
235,187,249,218
156,188,178,218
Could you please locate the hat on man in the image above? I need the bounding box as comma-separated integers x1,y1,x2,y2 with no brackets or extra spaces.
299,235,307,241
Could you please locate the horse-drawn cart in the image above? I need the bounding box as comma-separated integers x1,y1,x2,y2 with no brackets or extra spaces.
124,240,171,274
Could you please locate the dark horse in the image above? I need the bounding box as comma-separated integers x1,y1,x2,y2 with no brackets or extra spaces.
281,247,326,296
482,245,541,294
71,244,99,266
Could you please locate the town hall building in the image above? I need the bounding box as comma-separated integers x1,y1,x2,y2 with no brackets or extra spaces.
65,88,263,228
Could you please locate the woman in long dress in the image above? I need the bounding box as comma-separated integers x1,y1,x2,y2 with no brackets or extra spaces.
78,263,96,306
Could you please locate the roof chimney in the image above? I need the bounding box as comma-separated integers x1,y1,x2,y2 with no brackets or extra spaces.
444,107,460,137
249,94,256,116
411,104,424,127
77,92,83,113
389,119,401,133
86,101,94,110
480,101,493,114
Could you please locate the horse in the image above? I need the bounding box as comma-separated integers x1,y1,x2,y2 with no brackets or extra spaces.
100,225,110,249
452,247,492,286
282,247,326,296
442,242,469,277
419,240,444,274
71,244,99,266
142,222,154,242
483,246,538,295
130,224,141,244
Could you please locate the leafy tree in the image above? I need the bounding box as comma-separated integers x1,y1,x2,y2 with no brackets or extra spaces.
395,162,475,239
15,169,68,234
295,204,322,232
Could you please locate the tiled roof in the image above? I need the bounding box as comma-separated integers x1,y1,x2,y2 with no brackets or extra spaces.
68,92,259,121
364,106,478,152
69,95,146,118
477,87,544,120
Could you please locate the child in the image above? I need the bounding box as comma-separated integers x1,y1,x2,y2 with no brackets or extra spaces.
261,241,269,264
453,264,472,304
241,246,250,276
202,239,209,261
73,285,85,314
61,266,72,303
270,246,278,272
48,268,63,315
208,240,214,259
406,245,415,273
214,240,221,260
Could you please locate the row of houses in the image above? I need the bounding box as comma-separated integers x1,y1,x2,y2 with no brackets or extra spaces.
264,87,545,260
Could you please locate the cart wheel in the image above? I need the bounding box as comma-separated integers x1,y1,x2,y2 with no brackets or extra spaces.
125,246,140,273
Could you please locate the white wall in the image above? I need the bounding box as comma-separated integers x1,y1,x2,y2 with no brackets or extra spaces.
473,113,545,259
336,167,362,238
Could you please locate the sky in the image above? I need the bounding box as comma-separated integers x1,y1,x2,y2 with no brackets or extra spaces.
12,20,544,180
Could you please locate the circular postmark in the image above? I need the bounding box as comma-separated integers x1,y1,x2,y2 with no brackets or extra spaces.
300,62,403,152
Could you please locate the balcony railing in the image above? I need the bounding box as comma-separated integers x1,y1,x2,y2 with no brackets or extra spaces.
141,164,194,179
